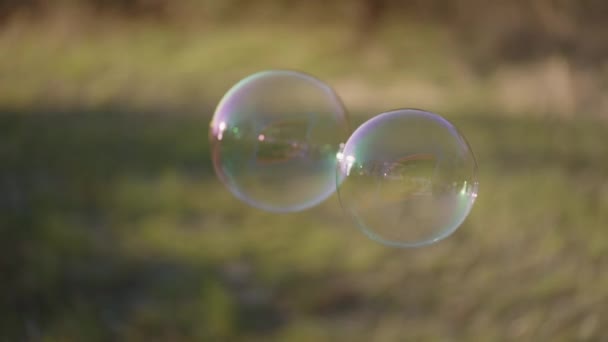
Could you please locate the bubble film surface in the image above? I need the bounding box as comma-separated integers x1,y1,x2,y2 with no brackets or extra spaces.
210,70,349,212
337,109,478,247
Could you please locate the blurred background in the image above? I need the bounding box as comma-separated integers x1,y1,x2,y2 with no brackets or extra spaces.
2,0,608,340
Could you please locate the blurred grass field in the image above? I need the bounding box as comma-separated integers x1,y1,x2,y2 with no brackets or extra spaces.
3,110,608,341
2,2,608,341
1,17,601,118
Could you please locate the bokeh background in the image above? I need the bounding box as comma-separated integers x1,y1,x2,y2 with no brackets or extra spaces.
2,1,608,340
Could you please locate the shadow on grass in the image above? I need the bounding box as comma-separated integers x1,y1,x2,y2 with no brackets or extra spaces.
0,109,289,340
2,109,607,341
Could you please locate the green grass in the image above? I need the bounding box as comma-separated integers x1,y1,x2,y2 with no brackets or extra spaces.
2,109,607,341
0,21,477,114
2,18,597,119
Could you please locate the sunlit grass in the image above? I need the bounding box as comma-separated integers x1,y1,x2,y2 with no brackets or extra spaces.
0,20,473,114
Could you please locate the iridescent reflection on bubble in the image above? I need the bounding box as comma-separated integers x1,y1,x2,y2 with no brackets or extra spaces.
337,109,478,247
210,70,349,212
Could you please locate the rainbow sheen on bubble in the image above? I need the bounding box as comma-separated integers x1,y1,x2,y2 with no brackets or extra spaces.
337,109,478,247
210,70,349,212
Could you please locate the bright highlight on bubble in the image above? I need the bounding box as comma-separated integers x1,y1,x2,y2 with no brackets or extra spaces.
337,109,478,248
209,70,349,213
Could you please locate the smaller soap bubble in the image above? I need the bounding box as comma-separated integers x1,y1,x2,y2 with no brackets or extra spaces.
210,70,349,213
337,109,478,247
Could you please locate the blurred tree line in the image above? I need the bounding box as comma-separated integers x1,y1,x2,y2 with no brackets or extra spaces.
1,0,607,68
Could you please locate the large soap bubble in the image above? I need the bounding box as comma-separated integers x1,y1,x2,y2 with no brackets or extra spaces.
337,109,478,247
210,70,349,213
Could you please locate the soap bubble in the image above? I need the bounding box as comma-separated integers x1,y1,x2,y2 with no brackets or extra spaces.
337,109,478,247
210,70,349,212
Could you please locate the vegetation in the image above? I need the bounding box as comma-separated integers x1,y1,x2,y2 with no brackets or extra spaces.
2,109,608,340
2,0,608,117
3,0,608,65
2,1,608,340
